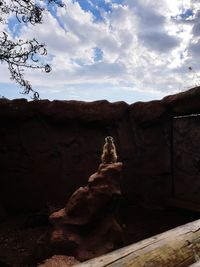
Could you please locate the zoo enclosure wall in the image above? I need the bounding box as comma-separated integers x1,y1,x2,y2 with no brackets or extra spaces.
0,86,200,213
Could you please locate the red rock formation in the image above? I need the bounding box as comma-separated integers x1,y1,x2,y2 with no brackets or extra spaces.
48,163,123,261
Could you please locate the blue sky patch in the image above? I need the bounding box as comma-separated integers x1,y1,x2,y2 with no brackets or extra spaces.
46,2,67,31
93,47,103,62
73,0,124,22
8,17,23,38
74,0,111,21
172,8,194,21
180,9,193,20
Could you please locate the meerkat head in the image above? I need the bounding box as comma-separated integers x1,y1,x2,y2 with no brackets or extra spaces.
105,136,114,143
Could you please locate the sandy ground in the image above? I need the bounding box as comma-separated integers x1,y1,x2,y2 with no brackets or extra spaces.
0,206,199,267
0,214,48,267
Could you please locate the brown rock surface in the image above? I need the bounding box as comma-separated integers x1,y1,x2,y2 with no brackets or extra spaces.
47,163,123,262
0,99,128,122
163,86,200,114
1,86,200,213
130,100,167,125
173,115,200,203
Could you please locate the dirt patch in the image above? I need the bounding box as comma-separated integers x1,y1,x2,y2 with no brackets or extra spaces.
37,255,79,267
0,214,49,267
0,206,199,267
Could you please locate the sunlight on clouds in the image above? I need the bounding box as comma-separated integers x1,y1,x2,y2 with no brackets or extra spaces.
1,0,200,102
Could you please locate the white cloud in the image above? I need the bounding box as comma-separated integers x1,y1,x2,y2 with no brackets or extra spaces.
1,0,200,101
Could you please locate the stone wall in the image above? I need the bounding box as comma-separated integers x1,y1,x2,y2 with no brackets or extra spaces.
1,86,200,213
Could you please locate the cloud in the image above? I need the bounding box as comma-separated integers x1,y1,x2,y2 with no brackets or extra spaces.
189,40,200,58
138,31,179,52
1,0,200,102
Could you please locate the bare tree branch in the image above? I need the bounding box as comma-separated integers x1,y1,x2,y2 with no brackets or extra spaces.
0,0,64,99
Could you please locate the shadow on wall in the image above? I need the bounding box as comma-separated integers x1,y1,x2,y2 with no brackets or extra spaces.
1,86,200,213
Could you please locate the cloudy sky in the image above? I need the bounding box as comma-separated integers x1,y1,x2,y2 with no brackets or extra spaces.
1,0,200,103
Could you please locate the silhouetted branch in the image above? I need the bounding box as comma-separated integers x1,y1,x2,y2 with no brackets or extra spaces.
0,0,64,99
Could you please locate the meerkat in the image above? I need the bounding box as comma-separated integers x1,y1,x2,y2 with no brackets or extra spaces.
101,136,118,164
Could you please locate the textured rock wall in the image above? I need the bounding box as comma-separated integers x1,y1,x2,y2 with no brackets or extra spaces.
173,115,200,203
1,87,200,212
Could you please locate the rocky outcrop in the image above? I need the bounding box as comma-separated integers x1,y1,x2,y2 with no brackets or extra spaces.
47,163,123,262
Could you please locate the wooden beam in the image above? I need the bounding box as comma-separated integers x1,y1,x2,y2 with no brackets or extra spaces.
74,219,200,267
188,261,200,267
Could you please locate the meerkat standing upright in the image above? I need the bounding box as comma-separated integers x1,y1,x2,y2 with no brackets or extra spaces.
101,136,118,164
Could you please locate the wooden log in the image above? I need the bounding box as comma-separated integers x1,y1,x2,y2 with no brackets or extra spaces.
188,261,200,267
74,219,200,267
